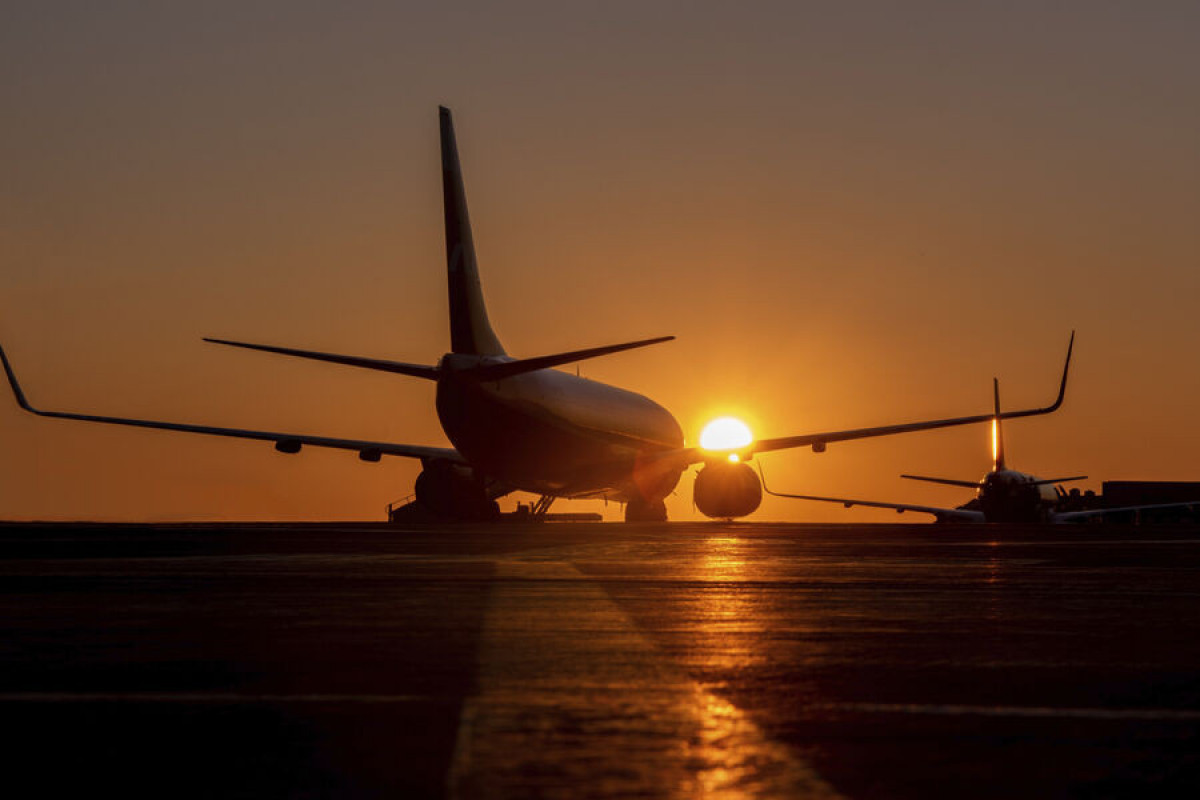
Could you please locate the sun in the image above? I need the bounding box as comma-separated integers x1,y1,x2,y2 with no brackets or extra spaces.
699,416,754,451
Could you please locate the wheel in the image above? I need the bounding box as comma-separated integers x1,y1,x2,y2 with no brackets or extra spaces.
624,497,667,522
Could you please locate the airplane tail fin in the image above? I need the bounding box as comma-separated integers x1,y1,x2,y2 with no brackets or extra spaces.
440,106,506,356
992,378,1006,471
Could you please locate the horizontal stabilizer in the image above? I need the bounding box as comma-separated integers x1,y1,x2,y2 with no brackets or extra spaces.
460,336,674,381
204,338,438,380
1028,475,1087,487
901,474,983,489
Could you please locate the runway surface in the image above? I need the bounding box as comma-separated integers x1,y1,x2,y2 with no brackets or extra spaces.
2,521,1199,798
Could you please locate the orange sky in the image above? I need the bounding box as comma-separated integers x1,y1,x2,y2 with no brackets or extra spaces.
2,2,1199,522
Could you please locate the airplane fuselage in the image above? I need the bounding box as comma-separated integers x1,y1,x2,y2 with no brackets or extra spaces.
435,353,684,502
977,469,1060,522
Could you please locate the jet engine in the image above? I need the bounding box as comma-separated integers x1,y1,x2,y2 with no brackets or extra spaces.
414,462,499,520
694,461,762,519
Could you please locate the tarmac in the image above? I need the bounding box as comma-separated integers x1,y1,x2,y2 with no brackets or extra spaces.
2,520,1199,798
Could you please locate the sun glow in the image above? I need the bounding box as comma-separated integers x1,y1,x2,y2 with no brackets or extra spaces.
700,416,754,451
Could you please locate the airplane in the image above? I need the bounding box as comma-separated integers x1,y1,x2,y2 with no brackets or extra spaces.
760,379,1196,523
0,106,1076,522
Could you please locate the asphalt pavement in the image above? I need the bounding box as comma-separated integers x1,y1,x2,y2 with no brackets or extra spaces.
2,521,1198,798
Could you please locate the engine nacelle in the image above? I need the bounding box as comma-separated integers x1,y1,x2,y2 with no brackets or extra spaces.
694,461,762,519
414,463,499,520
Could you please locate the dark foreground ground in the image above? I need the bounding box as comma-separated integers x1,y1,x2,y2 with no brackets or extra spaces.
2,521,1199,798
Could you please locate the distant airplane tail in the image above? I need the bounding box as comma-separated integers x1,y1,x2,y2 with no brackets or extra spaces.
440,106,506,356
902,375,1085,489
992,378,1006,472
900,378,1009,488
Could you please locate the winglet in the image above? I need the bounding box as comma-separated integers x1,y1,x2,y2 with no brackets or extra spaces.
0,341,37,414
1048,330,1074,412
993,330,1074,421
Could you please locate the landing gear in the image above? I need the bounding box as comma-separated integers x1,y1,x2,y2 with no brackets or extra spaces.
624,497,667,522
412,463,500,521
513,495,557,519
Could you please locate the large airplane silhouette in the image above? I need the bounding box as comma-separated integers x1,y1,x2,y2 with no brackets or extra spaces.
761,377,1193,523
1,107,1074,521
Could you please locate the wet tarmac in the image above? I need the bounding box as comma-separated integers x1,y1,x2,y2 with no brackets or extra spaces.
2,521,1199,798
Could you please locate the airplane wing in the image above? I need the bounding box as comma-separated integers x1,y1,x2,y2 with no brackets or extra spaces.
757,463,986,522
749,332,1073,457
0,342,464,465
766,490,984,522
1053,501,1200,523
663,332,1075,468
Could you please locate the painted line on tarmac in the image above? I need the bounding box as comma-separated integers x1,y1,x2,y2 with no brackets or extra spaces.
0,693,436,704
448,559,844,800
816,702,1200,721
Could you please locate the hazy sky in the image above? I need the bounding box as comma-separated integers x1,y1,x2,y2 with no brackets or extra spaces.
3,1,1199,521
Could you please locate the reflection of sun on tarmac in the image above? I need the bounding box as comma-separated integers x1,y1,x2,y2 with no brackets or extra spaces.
702,536,746,572
680,681,841,798
680,537,839,797
454,558,842,798
689,688,748,794
693,536,766,673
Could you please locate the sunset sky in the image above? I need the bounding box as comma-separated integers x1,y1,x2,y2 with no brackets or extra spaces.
3,2,1198,521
